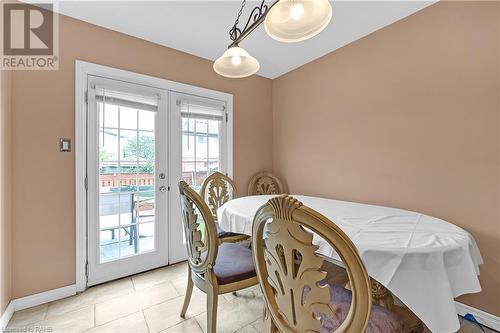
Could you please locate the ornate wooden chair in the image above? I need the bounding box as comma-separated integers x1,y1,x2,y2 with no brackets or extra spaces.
251,195,405,333
247,171,287,195
178,181,258,333
200,172,250,243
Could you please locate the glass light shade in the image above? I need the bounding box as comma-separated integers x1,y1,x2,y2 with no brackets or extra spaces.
213,46,260,78
265,0,332,43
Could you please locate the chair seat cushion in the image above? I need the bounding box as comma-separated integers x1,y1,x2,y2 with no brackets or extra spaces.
305,284,404,333
212,243,256,285
216,223,247,239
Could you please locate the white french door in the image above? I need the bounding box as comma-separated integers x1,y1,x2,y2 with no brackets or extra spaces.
86,76,169,285
77,61,233,289
168,92,230,263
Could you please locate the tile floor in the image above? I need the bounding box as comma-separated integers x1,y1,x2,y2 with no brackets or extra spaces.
5,262,496,333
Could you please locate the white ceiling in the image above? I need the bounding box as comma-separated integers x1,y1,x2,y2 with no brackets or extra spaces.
48,1,435,79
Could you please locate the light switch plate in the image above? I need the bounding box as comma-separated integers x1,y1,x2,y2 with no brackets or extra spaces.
60,138,71,152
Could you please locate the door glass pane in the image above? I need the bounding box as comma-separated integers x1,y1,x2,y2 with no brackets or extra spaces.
119,228,135,257
100,228,120,262
99,193,120,229
139,222,155,253
138,131,155,162
136,191,155,223
98,89,158,263
100,103,119,128
139,110,155,131
99,129,119,161
120,130,139,162
120,107,138,130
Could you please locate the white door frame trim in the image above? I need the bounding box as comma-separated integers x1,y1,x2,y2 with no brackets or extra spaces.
75,60,233,292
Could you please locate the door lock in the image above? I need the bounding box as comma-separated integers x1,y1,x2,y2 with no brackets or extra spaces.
159,186,167,193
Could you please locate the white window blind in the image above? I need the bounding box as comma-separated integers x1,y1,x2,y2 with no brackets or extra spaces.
179,98,225,121
96,88,159,112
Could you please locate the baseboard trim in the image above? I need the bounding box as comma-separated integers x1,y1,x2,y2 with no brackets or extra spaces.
11,284,76,313
0,301,14,331
456,301,500,331
0,284,77,330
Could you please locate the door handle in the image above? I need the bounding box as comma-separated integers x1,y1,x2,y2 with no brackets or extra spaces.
159,186,167,193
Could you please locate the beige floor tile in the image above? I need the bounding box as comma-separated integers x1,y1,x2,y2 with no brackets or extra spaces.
132,262,188,291
160,318,204,333
6,263,493,333
95,281,179,326
195,294,263,333
27,306,94,333
47,278,134,318
170,276,189,295
7,304,47,328
144,290,226,333
85,311,149,333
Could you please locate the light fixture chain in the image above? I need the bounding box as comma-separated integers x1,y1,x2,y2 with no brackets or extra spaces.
234,0,247,28
229,0,247,42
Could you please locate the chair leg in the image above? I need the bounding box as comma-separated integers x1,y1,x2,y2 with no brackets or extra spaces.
207,285,219,333
180,268,193,318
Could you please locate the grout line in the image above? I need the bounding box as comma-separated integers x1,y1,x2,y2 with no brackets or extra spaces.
131,276,138,291
141,310,151,333
34,305,93,323
139,287,206,317
193,318,204,333
82,311,145,332
43,303,48,320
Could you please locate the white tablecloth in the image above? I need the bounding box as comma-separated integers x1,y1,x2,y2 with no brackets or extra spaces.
217,195,483,333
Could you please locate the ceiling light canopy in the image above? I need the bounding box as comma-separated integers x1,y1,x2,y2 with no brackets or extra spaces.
265,0,332,42
213,46,260,78
214,0,332,78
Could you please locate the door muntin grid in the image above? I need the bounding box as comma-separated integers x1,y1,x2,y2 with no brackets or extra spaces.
98,90,158,263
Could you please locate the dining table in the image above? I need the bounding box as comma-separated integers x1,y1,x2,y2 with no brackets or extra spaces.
217,195,483,333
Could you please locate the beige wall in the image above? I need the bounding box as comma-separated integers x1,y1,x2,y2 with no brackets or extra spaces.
0,69,12,315
10,13,273,298
272,1,500,316
6,0,500,319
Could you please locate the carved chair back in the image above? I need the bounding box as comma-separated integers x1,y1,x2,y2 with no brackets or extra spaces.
179,181,218,276
247,171,286,195
252,195,372,333
200,172,238,220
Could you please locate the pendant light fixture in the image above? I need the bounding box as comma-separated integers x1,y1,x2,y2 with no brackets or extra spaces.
213,45,260,78
265,0,332,42
213,0,332,78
